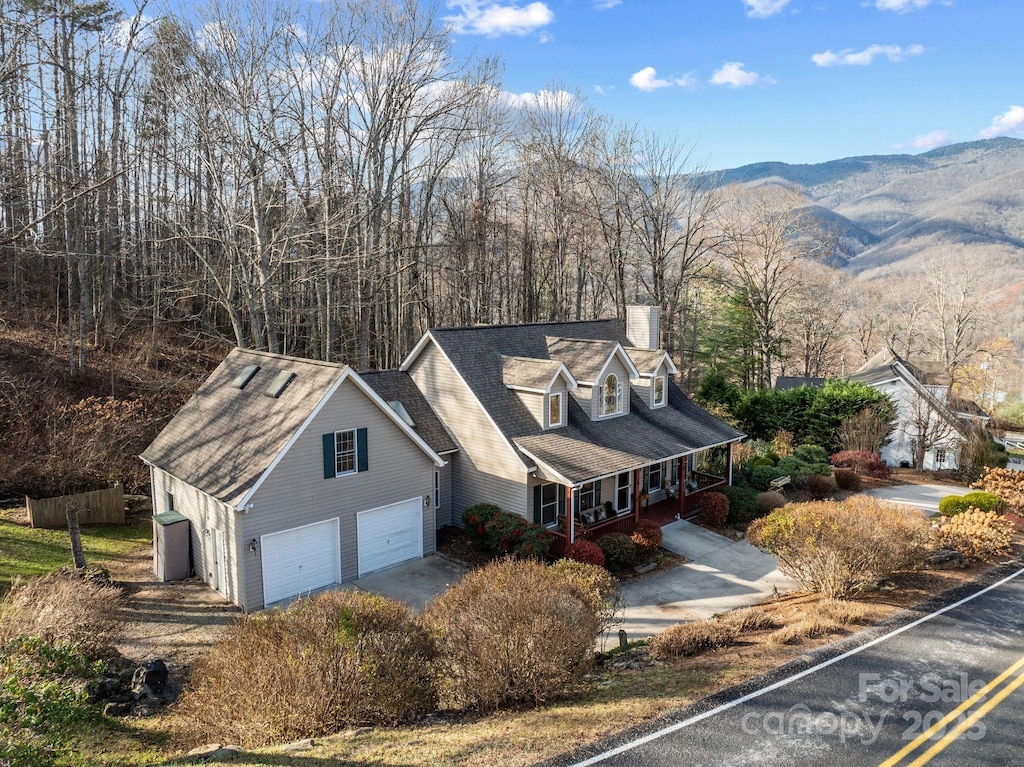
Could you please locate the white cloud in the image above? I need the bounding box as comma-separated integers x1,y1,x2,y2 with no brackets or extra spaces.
981,106,1024,139
445,1,554,36
595,0,622,7
895,130,953,150
502,88,578,111
742,0,790,17
629,66,697,92
710,62,768,87
811,44,924,67
875,0,931,12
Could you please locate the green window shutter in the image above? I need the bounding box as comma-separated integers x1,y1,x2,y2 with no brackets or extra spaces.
322,433,336,479
356,428,369,473
533,485,542,525
557,486,566,518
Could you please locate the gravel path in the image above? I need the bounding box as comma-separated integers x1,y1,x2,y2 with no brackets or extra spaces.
108,531,239,696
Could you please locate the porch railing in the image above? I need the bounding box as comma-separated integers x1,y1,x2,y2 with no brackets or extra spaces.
687,471,727,493
546,512,637,558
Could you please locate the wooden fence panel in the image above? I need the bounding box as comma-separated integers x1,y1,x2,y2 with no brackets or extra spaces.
26,486,125,529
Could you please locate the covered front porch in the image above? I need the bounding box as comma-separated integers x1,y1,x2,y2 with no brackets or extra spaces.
543,444,733,558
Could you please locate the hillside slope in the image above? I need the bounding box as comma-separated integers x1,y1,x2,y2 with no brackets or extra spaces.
718,137,1024,278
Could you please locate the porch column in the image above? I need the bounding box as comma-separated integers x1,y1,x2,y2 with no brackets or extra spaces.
633,468,642,523
678,458,686,517
566,485,575,544
727,442,734,486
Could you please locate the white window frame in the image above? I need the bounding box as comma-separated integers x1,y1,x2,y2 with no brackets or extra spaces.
615,471,632,513
600,373,623,417
540,483,559,527
334,429,357,476
434,470,441,510
652,375,667,408
579,481,598,510
935,447,947,465
548,391,564,428
648,462,663,491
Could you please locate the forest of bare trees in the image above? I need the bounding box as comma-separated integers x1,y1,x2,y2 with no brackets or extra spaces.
1,0,1015,392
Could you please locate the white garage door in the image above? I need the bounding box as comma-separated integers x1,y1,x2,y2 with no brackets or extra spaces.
357,498,423,577
261,518,340,606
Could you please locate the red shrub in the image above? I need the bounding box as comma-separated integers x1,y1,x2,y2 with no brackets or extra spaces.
700,492,729,526
829,450,890,479
631,519,663,554
564,540,605,567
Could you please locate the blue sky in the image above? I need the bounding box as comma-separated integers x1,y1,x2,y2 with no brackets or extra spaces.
442,0,1024,169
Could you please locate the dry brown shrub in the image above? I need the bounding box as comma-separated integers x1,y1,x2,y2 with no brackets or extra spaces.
650,619,737,660
971,467,1024,513
182,590,436,746
756,491,787,516
547,559,624,632
721,606,781,632
423,559,600,711
0,569,124,658
934,509,1015,562
816,599,872,625
747,497,931,598
769,617,843,646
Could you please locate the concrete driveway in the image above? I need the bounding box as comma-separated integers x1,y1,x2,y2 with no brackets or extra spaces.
864,482,970,517
608,520,798,645
351,555,466,611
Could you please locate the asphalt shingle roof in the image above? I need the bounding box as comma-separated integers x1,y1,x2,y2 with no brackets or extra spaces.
141,349,345,507
361,370,460,455
500,355,567,391
625,348,671,376
546,337,620,384
426,319,743,484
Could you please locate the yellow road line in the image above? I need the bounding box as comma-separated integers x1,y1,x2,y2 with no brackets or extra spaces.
907,667,1024,766
877,653,1024,767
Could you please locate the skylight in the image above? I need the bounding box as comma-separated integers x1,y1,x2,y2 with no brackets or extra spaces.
263,370,295,398
231,364,260,390
388,400,416,427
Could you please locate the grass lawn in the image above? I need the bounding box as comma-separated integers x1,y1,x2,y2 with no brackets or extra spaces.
0,506,151,592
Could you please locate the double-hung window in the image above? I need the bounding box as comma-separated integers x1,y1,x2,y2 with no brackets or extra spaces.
540,483,559,526
579,481,598,510
335,429,357,475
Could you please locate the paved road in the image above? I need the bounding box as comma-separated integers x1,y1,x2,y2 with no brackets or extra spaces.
554,565,1024,767
865,484,971,517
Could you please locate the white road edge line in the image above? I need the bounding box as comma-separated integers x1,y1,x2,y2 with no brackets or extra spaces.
570,564,1024,767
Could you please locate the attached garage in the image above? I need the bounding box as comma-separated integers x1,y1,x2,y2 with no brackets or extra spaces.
356,498,424,577
261,518,341,605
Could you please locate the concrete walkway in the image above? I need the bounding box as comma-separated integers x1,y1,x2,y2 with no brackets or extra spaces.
608,520,798,645
864,482,970,517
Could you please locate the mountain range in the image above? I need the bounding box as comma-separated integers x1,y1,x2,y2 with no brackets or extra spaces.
717,137,1024,283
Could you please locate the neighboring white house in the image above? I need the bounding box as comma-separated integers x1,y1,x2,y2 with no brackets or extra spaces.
850,348,988,471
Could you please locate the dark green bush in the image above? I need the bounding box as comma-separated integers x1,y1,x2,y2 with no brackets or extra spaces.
750,456,776,468
794,444,829,464
596,533,638,571
723,485,759,523
938,492,1004,517
461,504,550,559
751,464,786,491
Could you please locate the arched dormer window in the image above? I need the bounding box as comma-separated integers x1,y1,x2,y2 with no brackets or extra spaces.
601,373,622,416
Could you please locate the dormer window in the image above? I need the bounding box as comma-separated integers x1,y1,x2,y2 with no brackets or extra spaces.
600,374,622,417
548,391,564,428
653,375,666,408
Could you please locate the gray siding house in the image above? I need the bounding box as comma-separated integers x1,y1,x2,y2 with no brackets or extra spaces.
142,349,453,611
401,306,744,554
